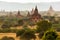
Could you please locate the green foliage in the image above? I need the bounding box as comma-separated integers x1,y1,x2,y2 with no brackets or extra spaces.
57,36,60,40
16,28,36,40
0,16,25,28
36,20,52,32
16,29,25,37
52,23,60,32
22,30,36,40
28,21,35,27
36,20,52,38
0,29,18,33
17,19,24,26
42,30,58,40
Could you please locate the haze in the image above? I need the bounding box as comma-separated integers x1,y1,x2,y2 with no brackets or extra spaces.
0,1,60,11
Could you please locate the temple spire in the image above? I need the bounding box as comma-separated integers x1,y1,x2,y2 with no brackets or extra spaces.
50,6,52,9
31,6,41,22
47,5,54,16
27,11,30,17
35,6,38,11
17,11,20,15
16,10,23,18
31,8,34,14
49,5,53,11
34,6,38,14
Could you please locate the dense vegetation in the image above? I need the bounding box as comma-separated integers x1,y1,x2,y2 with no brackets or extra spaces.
0,16,60,40
42,29,58,40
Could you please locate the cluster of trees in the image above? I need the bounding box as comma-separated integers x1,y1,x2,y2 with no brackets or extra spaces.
0,29,18,33
16,28,36,40
43,16,60,32
0,16,35,29
0,16,59,40
0,17,24,29
36,20,52,38
42,30,58,40
16,20,58,40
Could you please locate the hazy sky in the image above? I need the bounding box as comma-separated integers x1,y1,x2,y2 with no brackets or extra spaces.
0,0,60,11
0,0,60,3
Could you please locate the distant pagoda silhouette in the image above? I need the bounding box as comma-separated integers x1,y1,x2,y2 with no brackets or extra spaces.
27,11,31,17
47,6,54,16
16,11,23,18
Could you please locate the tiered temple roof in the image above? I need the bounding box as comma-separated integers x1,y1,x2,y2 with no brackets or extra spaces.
30,6,42,22
31,6,41,19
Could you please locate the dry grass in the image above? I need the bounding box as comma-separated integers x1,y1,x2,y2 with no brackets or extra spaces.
0,33,19,40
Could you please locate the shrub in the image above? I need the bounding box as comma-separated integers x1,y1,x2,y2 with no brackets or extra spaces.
42,30,58,40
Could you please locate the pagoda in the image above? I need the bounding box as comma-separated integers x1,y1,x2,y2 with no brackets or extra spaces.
31,6,41,22
27,11,31,17
16,11,23,18
47,6,54,16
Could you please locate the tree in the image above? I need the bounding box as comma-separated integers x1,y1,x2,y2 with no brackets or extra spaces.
16,28,36,40
16,29,25,37
36,20,52,38
28,21,35,27
22,29,36,40
17,19,24,26
1,20,13,29
42,30,58,40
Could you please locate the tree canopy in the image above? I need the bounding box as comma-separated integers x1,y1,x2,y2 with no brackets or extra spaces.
42,30,58,40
